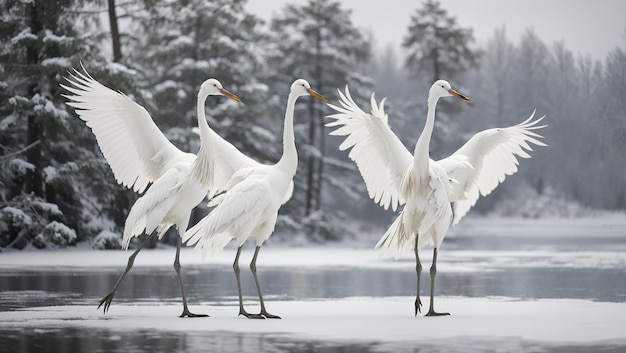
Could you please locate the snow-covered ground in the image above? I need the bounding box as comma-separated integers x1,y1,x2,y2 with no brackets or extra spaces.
1,217,626,352
2,297,625,351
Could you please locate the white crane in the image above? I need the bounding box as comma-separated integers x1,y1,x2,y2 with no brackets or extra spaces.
62,68,241,317
183,79,326,319
326,80,546,316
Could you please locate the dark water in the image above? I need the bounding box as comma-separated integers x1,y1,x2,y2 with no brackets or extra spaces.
1,327,625,353
1,263,625,312
1,234,625,352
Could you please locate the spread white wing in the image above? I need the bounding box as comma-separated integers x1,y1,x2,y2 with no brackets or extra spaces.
437,111,547,225
62,68,190,193
326,87,413,211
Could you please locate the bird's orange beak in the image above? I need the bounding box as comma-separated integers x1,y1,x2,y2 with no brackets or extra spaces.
220,88,241,102
449,89,470,101
307,88,327,101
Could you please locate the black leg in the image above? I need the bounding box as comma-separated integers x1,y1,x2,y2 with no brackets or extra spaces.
414,237,422,316
233,245,264,319
174,236,208,318
98,232,155,314
250,246,280,319
425,247,449,317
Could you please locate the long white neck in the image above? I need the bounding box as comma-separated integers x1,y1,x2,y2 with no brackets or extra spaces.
413,92,440,170
192,92,214,187
196,92,211,142
277,92,298,175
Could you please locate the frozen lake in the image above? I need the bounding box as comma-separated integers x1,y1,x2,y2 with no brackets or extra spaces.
1,218,626,352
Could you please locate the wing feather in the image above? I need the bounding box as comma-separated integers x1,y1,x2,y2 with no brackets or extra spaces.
122,168,184,249
326,86,413,211
438,111,547,225
207,130,259,196
62,68,189,193
183,176,271,258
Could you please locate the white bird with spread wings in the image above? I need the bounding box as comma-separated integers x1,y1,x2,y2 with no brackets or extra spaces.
326,80,547,316
62,68,246,317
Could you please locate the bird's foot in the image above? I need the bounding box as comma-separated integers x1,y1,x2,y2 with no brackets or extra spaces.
97,292,115,314
414,297,423,316
239,310,265,319
260,310,281,319
179,309,209,318
425,309,450,317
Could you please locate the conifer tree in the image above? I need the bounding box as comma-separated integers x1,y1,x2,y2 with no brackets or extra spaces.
403,0,480,84
0,0,127,249
268,0,372,223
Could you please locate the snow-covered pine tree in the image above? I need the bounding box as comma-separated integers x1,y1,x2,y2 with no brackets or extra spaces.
403,0,480,85
267,0,373,241
0,0,130,249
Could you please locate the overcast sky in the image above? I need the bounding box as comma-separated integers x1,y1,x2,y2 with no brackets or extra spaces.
247,0,626,62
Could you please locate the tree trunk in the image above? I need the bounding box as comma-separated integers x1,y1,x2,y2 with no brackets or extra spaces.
25,115,43,197
432,48,440,83
305,98,316,216
25,1,43,198
108,0,122,62
305,25,324,216
314,83,324,211
312,22,324,212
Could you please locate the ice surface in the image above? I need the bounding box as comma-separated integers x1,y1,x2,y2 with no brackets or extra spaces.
1,297,625,345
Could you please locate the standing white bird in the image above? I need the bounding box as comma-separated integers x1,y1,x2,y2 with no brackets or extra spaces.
183,79,326,319
326,80,547,316
61,68,241,317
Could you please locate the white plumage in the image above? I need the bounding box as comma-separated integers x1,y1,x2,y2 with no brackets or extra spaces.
327,80,546,316
62,67,241,317
438,113,546,225
183,79,326,319
62,69,189,193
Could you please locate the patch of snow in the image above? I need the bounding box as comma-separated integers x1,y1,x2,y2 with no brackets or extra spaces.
106,62,137,76
34,221,77,249
92,230,122,250
42,29,69,44
32,93,70,120
8,158,35,174
0,207,32,226
11,28,37,45
42,166,57,183
0,113,18,130
40,57,71,69
32,201,62,217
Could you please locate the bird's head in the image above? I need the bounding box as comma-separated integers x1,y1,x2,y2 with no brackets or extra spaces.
290,79,326,101
430,79,470,101
199,78,241,102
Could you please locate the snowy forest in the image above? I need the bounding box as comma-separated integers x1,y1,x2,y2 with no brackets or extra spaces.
1,0,625,250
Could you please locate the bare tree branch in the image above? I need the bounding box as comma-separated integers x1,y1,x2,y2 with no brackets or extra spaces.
0,141,41,161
